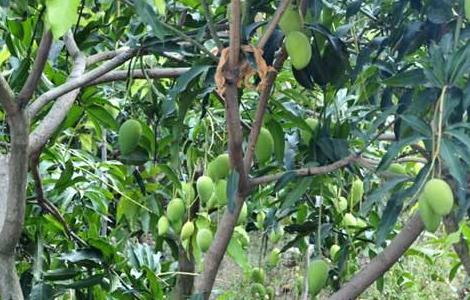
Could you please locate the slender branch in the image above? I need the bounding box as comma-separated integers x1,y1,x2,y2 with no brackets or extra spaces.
17,30,53,106
86,48,130,66
257,0,291,49
328,214,424,300
201,0,223,51
29,33,87,156
86,67,190,86
250,154,359,187
229,0,241,68
0,75,16,115
30,153,86,246
27,47,138,118
243,48,287,171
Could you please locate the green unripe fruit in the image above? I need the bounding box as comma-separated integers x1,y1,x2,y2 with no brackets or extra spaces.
342,213,357,227
268,248,281,267
215,179,228,206
419,196,441,233
118,119,142,155
166,198,185,222
255,128,274,164
197,176,215,204
250,283,266,298
207,154,230,181
300,117,319,144
172,220,183,233
350,179,364,206
251,267,265,284
279,6,303,34
285,31,312,70
180,221,194,240
235,226,250,247
180,182,195,205
157,216,169,236
266,286,275,300
237,202,248,224
421,179,454,216
330,244,340,260
336,196,348,213
256,211,266,229
307,259,329,296
196,228,213,252
356,218,367,229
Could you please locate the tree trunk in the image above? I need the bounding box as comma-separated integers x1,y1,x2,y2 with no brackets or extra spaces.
174,247,196,299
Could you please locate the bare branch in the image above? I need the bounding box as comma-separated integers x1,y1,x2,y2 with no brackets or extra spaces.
27,47,137,118
86,48,130,66
243,48,287,171
29,34,87,156
257,0,291,49
229,0,241,67
17,30,53,106
251,154,359,187
0,75,16,115
328,214,424,300
87,67,190,86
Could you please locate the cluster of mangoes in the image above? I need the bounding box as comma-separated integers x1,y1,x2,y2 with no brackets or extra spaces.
418,178,454,232
279,5,312,70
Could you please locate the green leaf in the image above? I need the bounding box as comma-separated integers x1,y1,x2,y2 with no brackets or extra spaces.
383,69,426,87
153,0,166,15
59,274,104,289
274,171,298,192
227,238,250,272
45,0,80,40
85,105,118,130
266,118,285,164
169,66,211,100
280,177,313,210
377,135,421,172
54,160,74,192
135,0,169,39
43,268,81,281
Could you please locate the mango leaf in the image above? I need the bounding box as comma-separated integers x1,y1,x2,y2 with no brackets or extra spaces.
54,160,74,192
59,274,104,289
280,177,313,210
377,135,421,172
85,105,118,130
274,171,298,192
45,0,80,40
383,69,426,87
134,0,168,39
169,66,211,100
227,238,250,272
43,268,81,281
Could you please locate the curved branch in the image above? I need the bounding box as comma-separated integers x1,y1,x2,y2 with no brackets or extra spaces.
328,214,424,300
257,0,291,49
86,67,190,86
27,47,137,118
0,75,16,115
29,33,87,156
86,48,130,66
251,154,359,187
17,30,53,106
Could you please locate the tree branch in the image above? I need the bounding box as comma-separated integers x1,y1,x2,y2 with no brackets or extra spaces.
27,47,137,118
29,33,87,156
257,0,291,49
86,67,190,86
251,154,359,187
17,30,53,107
0,74,16,115
328,214,424,300
86,48,130,66
243,48,287,171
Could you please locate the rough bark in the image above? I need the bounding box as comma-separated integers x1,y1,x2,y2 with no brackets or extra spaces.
0,253,23,300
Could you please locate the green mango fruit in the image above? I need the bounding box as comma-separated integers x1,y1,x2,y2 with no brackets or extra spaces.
197,176,215,204
419,195,441,233
250,282,266,298
279,6,303,34
421,178,454,216
255,127,274,164
330,244,340,260
118,119,142,155
180,221,194,240
342,213,357,227
350,179,364,206
196,228,213,252
251,267,265,284
266,286,275,300
166,198,185,222
285,31,312,70
180,182,195,205
336,196,348,213
268,248,281,267
157,216,169,236
300,117,319,144
207,154,230,181
215,179,228,206
308,259,329,296
269,226,284,243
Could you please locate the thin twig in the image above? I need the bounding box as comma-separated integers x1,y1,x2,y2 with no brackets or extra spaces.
86,67,190,86
201,0,223,51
